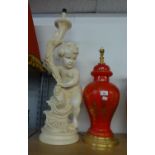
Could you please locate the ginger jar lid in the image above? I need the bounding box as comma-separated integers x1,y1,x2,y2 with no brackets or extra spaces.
91,48,113,78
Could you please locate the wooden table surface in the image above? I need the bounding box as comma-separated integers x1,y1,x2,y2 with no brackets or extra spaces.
29,133,127,155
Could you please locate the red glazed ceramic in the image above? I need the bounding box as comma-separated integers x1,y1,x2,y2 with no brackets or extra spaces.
83,48,120,149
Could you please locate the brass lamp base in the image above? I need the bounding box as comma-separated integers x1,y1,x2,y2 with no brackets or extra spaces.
83,133,118,150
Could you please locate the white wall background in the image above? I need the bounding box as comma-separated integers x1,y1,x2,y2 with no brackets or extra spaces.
33,14,127,133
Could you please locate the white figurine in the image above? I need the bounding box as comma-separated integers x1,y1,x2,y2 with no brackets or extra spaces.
39,11,82,145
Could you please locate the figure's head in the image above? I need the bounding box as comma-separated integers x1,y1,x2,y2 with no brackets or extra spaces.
58,42,79,69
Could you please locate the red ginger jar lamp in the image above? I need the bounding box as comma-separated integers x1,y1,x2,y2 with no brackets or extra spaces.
83,48,120,150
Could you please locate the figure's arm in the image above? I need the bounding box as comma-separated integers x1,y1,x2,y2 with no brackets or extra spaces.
45,27,65,64
59,69,80,88
44,40,62,82
44,40,61,69
44,41,58,69
44,11,72,83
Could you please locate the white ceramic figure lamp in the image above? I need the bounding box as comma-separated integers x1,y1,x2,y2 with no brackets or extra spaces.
39,9,82,145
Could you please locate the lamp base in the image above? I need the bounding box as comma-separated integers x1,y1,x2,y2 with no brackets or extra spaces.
84,133,118,150
39,132,79,145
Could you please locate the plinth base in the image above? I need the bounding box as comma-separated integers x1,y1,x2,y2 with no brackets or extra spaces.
84,133,118,150
39,132,79,145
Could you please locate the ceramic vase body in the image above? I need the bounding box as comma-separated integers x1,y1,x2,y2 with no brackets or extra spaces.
83,63,120,149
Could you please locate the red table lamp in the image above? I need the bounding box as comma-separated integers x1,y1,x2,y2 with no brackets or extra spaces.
83,48,120,150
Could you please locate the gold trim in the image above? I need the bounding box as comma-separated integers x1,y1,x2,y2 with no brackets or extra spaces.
28,54,45,72
83,133,118,150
